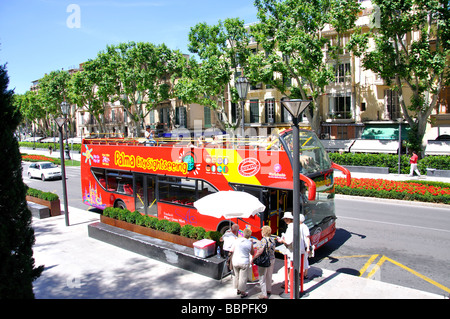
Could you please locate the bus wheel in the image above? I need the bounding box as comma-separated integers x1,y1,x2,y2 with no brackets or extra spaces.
114,200,127,210
218,222,233,235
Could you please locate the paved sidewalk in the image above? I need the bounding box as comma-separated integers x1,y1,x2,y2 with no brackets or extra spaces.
31,205,442,299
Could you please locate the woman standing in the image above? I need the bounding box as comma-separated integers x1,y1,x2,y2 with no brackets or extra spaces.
252,226,276,299
230,228,253,298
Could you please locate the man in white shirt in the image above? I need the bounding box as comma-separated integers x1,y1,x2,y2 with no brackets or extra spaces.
278,212,310,278
220,224,239,257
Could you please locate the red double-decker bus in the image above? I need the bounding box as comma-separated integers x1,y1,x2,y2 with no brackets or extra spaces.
80,129,350,248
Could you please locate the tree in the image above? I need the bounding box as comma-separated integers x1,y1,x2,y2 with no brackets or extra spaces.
0,63,43,298
38,70,72,136
349,0,450,153
14,91,46,135
176,18,251,131
100,42,185,136
68,58,113,135
248,0,361,134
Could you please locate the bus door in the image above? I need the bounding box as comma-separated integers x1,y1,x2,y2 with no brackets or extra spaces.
230,185,265,230
134,174,157,217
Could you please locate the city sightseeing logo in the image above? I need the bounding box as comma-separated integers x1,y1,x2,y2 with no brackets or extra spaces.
238,158,261,177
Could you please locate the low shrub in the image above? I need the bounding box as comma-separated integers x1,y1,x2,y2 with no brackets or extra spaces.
330,153,450,175
190,226,206,240
144,216,159,229
180,224,194,238
165,221,181,235
102,208,207,240
26,187,59,201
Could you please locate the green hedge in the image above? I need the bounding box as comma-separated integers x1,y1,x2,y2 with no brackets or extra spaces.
335,185,450,204
26,187,59,201
19,141,82,152
102,207,220,242
329,153,450,174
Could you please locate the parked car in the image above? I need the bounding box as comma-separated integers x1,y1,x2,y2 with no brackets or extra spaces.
27,162,61,181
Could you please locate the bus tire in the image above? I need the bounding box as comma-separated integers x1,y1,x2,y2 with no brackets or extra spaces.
218,221,234,235
114,200,127,210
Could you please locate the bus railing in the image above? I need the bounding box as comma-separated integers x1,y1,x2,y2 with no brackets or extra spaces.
332,162,351,186
84,134,284,150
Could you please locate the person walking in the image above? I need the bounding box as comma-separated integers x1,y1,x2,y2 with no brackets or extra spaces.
408,151,421,177
252,225,276,299
230,227,253,298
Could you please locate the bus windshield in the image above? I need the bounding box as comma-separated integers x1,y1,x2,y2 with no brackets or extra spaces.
280,129,332,175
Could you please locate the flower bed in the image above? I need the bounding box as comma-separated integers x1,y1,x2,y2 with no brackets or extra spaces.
335,177,450,204
22,154,57,163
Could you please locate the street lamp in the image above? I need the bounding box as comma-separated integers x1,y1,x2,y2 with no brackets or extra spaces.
56,101,70,226
61,102,71,160
281,99,311,299
235,76,250,137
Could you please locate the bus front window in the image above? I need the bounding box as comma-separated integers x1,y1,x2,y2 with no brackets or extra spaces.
281,130,332,174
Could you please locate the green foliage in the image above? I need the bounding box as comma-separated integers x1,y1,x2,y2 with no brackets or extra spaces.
165,221,181,235
26,187,59,201
330,152,450,175
176,18,250,131
190,226,206,240
180,224,195,238
0,64,43,298
144,216,159,229
205,230,222,247
349,0,450,152
335,185,450,205
19,142,82,152
249,0,361,132
155,219,170,232
103,207,205,239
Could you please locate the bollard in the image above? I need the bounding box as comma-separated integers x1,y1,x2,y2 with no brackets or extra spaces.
300,253,304,293
290,261,294,299
284,254,289,295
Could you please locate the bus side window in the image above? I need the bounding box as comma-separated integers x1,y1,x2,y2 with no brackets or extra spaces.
107,178,117,191
91,168,106,189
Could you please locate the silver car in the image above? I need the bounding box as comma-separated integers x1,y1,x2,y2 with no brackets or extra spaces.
27,162,62,181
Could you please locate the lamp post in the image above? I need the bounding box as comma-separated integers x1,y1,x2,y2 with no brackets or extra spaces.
281,99,311,299
235,76,250,137
56,101,70,226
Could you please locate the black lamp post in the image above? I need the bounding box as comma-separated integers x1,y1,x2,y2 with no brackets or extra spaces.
281,99,311,299
235,76,250,137
56,101,70,226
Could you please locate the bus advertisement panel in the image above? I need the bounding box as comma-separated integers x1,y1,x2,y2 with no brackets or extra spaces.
80,129,350,248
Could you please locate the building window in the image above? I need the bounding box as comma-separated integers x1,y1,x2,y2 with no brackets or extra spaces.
159,107,171,126
384,89,401,120
250,99,259,123
204,106,211,127
265,99,275,124
175,106,186,128
231,102,237,124
334,62,351,83
438,86,449,114
329,94,351,119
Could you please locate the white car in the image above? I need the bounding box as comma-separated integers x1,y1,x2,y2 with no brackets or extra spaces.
27,162,62,181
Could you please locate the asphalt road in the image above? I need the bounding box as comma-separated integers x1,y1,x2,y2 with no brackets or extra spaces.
22,162,450,297
312,197,450,297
